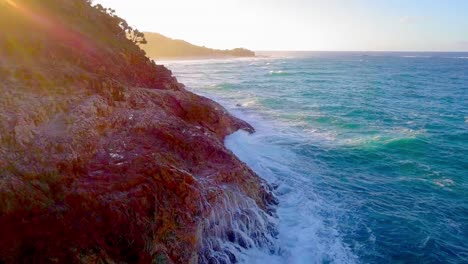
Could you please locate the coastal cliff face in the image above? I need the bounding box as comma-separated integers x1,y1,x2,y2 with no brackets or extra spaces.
0,0,276,263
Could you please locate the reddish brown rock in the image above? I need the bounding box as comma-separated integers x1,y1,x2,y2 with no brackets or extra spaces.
0,84,277,263
0,1,277,262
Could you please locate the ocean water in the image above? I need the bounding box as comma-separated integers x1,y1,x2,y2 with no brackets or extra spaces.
162,52,468,264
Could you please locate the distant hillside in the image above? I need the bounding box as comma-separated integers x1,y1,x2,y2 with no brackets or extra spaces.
141,32,255,59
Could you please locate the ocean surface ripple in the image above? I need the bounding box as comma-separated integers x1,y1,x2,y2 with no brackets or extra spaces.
163,52,468,263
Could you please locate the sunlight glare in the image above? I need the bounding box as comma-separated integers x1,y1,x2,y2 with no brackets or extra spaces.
5,0,18,8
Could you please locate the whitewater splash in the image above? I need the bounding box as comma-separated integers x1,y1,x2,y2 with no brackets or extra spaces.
199,187,279,263
401,55,431,58
224,130,358,264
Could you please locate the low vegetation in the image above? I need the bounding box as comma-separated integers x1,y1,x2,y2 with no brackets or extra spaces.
0,0,180,91
142,32,255,59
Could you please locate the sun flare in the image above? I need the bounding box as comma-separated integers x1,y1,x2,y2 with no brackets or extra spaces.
5,0,18,8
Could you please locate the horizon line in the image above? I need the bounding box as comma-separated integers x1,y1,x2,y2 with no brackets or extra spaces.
254,50,468,53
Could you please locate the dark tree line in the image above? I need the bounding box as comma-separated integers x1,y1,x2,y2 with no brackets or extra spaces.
93,3,147,45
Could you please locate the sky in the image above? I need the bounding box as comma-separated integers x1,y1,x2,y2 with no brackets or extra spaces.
94,0,468,51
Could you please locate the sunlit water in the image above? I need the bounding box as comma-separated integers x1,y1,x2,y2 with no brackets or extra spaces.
162,52,468,263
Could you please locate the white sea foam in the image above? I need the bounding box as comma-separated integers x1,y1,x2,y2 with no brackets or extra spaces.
225,130,358,264
401,55,431,58
269,70,284,74
239,99,257,107
342,128,425,148
200,187,279,263
433,178,455,188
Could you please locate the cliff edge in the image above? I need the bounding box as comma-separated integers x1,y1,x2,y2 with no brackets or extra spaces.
0,0,276,263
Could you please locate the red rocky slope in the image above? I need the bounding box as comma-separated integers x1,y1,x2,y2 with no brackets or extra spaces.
0,0,277,263
0,83,277,263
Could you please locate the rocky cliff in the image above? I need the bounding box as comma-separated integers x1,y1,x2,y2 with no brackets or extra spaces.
0,0,276,263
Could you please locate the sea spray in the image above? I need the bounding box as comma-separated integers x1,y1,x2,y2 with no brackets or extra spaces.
225,130,358,264
199,187,279,263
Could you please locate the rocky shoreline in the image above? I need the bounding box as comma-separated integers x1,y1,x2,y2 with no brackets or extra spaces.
0,79,278,263
0,0,277,263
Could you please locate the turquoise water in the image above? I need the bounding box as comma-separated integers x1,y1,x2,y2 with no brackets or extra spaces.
163,52,468,263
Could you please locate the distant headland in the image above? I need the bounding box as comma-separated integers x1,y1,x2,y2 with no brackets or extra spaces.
141,32,255,59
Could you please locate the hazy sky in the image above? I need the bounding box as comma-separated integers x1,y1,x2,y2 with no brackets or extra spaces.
95,0,468,51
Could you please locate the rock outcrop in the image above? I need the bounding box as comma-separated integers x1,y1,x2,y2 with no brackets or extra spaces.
0,0,276,263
